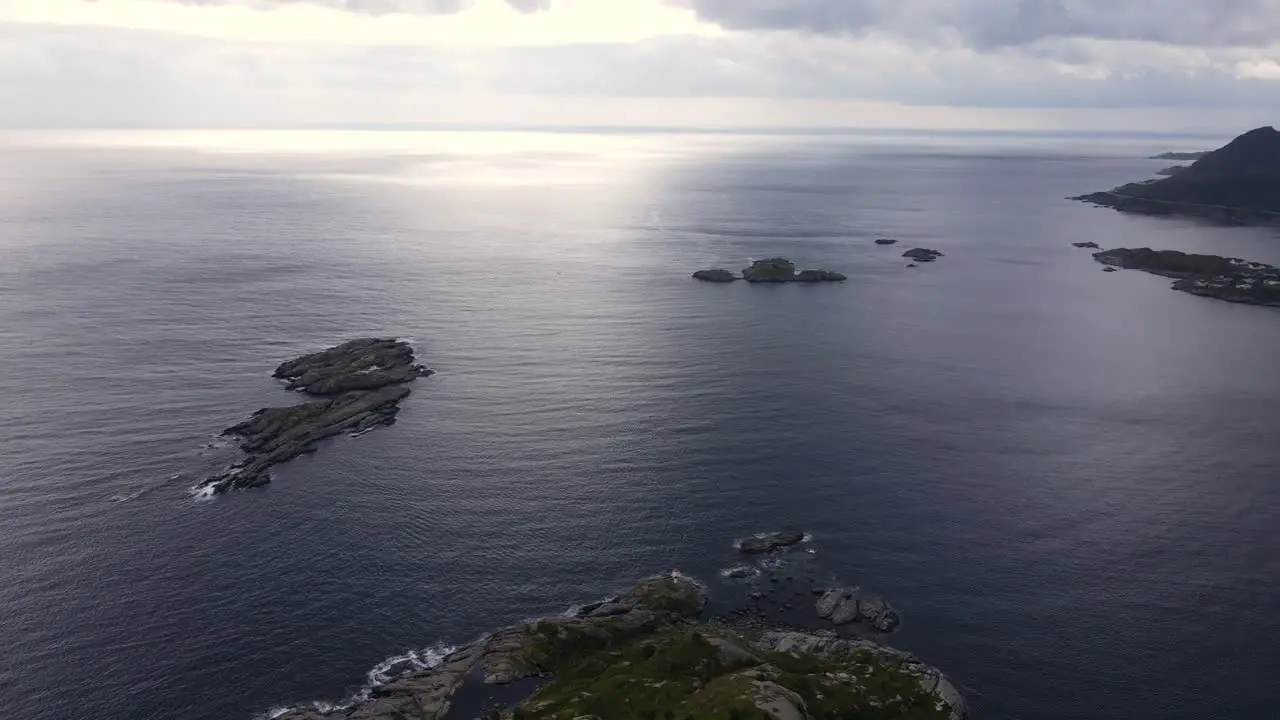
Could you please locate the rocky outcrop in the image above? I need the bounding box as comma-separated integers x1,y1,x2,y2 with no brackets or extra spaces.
739,530,806,554
693,269,739,282
1103,266,1118,272
1075,127,1280,222
1093,248,1280,306
199,339,431,494
875,238,899,245
755,631,966,720
273,338,428,395
743,258,797,282
903,248,944,262
1156,165,1188,177
815,587,901,632
1072,241,1100,249
689,258,848,284
794,269,847,282
273,573,965,720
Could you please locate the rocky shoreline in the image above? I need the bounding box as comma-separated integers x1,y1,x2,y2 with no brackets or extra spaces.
269,531,965,720
1094,248,1280,307
274,572,965,720
200,338,432,494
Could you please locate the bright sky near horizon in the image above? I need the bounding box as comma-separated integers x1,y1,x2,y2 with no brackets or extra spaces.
2,0,1279,130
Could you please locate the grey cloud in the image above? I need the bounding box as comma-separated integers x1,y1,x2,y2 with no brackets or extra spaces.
153,0,550,14
674,0,1280,48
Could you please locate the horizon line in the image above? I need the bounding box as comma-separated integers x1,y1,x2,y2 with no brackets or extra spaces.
0,123,1230,139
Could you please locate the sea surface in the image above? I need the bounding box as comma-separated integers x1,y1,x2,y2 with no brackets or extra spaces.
1,129,1277,720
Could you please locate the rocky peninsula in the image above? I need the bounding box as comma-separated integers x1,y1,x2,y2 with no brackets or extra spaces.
1150,150,1210,161
199,338,431,494
692,258,847,283
1073,127,1280,223
275,570,965,720
1094,248,1280,306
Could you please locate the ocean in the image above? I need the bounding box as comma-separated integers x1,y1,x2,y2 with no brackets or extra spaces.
0,129,1277,720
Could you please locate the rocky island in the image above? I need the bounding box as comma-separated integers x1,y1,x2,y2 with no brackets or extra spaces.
1073,127,1280,223
198,338,431,494
1094,248,1280,306
902,248,944,262
692,258,847,283
275,570,965,720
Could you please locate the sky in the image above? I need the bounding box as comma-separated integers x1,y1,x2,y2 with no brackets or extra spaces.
2,0,1279,131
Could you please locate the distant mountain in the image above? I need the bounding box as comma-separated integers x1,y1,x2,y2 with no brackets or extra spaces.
1150,150,1210,160
1075,126,1280,222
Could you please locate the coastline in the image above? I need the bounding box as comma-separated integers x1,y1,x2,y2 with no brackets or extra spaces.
269,571,965,720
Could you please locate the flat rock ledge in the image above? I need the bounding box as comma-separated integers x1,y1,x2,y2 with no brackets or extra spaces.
199,338,431,494
273,575,965,720
1093,248,1280,307
738,529,807,554
693,268,739,282
903,248,944,262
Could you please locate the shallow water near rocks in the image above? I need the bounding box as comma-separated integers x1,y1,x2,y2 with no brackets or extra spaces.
1,129,1278,720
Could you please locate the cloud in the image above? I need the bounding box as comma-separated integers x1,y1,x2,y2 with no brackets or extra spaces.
154,0,548,13
673,0,1280,49
2,0,1279,129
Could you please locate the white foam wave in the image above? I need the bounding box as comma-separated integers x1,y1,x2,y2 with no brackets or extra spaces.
190,483,219,501
367,643,456,685
111,474,187,503
198,435,235,454
256,642,456,720
109,489,146,503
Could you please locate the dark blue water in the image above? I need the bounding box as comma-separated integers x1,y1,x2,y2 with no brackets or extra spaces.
1,130,1278,720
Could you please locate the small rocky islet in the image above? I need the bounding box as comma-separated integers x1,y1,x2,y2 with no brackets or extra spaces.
1093,248,1280,306
692,258,847,283
198,338,431,494
902,248,944,263
275,543,965,720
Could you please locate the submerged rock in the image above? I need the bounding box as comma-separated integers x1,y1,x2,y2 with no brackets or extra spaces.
199,338,430,494
739,530,806,554
1103,266,1119,272
743,258,798,283
903,248,944,262
692,269,739,282
1072,241,1101,249
875,238,899,245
